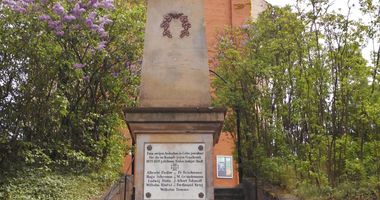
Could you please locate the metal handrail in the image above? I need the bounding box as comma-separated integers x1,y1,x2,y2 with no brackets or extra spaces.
102,157,135,200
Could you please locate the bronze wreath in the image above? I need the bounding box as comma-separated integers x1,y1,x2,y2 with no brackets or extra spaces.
160,12,191,38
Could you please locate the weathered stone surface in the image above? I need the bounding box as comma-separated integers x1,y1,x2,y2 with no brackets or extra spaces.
134,134,215,200
124,108,225,144
139,0,211,107
251,0,268,21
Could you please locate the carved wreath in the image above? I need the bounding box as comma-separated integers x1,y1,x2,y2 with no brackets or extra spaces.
160,12,191,38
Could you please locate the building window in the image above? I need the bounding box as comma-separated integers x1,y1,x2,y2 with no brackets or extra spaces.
216,155,233,178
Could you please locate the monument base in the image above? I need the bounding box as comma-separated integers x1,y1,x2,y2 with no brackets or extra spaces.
125,108,225,200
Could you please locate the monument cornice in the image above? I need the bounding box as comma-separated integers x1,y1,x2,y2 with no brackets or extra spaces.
124,107,226,113
124,107,226,144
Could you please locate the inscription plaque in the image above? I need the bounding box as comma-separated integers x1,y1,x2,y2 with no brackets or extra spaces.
144,143,206,199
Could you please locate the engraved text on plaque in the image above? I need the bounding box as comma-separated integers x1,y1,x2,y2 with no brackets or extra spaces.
144,143,206,199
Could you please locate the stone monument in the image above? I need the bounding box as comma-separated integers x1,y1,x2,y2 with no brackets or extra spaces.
124,0,225,199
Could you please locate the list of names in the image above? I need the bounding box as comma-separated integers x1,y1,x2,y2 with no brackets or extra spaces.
144,143,206,199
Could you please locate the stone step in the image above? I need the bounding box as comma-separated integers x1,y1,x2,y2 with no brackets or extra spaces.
214,187,245,200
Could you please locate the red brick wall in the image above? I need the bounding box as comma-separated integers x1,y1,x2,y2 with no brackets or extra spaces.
213,132,239,187
204,0,232,66
205,0,252,188
121,128,133,175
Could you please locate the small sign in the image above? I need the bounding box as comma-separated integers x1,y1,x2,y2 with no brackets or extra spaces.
216,155,233,178
144,143,206,199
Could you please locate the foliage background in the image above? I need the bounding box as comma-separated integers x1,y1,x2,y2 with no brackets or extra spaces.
213,1,380,199
1,0,379,199
0,0,145,199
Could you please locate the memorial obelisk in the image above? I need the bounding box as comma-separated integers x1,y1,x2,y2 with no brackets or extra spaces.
124,0,225,199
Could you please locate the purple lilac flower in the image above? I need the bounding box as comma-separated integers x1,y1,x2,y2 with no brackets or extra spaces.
63,14,76,22
14,6,27,13
88,12,96,20
74,63,85,69
72,24,81,30
85,18,93,27
47,20,62,35
3,0,17,7
48,20,59,29
99,16,112,26
99,30,108,38
99,0,113,9
96,41,107,50
19,0,30,6
88,0,98,7
41,0,48,4
52,2,65,15
83,75,90,81
3,0,31,13
55,30,64,36
72,3,86,16
86,12,96,26
90,24,99,31
97,27,105,34
53,23,63,36
55,24,62,31
39,14,51,21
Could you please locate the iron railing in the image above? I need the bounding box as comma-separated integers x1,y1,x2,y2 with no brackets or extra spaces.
101,157,135,200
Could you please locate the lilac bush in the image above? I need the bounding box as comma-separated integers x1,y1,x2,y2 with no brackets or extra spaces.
0,0,145,184
3,0,114,69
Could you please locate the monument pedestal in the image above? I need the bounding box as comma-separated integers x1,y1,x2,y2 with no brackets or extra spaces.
125,108,225,200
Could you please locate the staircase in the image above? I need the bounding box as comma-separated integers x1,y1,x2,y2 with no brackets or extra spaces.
214,187,245,200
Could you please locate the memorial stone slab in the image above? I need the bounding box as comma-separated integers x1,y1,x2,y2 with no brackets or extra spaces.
144,143,206,199
139,0,211,107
